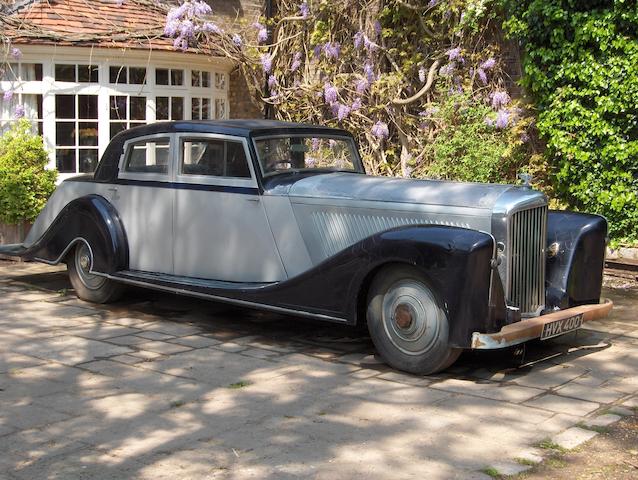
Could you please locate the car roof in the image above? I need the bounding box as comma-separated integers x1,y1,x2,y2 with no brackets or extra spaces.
120,120,352,139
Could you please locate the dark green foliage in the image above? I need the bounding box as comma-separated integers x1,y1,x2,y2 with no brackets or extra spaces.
0,120,57,224
505,0,638,243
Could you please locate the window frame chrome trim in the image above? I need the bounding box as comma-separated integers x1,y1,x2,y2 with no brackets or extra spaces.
118,132,175,183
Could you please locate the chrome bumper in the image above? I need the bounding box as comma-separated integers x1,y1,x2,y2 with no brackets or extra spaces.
471,299,613,349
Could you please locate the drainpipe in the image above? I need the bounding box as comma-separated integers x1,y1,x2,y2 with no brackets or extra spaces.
264,0,275,119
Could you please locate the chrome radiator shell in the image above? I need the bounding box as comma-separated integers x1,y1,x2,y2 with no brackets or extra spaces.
491,189,548,316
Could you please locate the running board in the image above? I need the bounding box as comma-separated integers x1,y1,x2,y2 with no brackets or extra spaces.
105,270,347,324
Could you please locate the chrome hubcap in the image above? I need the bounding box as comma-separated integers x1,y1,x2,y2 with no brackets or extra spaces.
74,243,105,290
381,280,441,356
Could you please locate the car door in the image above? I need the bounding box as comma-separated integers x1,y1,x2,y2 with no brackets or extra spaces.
173,133,286,283
110,134,175,274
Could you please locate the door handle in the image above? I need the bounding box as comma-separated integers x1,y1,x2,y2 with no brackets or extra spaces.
245,197,260,202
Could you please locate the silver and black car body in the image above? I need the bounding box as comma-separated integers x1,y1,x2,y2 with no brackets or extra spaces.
0,120,612,374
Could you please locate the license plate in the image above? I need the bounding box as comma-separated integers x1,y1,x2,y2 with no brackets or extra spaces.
540,313,584,340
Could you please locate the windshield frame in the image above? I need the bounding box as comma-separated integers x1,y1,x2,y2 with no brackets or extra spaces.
251,133,365,178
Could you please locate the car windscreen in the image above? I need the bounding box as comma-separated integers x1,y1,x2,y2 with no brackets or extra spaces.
254,135,360,176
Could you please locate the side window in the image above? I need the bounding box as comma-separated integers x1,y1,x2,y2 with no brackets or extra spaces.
123,138,170,174
181,138,251,178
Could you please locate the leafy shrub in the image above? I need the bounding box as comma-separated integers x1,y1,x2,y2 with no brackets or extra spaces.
418,92,532,183
505,0,638,243
0,120,57,224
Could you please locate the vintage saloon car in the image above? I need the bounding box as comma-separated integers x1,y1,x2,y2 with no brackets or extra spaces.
0,120,613,374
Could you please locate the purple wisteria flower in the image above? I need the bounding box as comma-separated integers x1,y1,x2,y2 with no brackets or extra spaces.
371,121,389,140
355,78,368,93
291,52,302,72
351,98,362,111
353,31,364,49
420,106,439,117
306,156,317,167
267,75,277,89
164,19,180,36
446,47,462,61
439,63,455,76
313,45,322,58
116,0,124,6
232,34,243,47
311,137,320,151
477,68,488,85
261,53,273,74
299,1,309,19
337,103,351,121
495,109,510,129
203,22,222,34
173,37,189,51
253,22,268,43
3,90,13,101
364,61,375,83
418,66,426,83
193,1,212,16
323,83,338,104
427,0,438,8
323,42,340,60
490,90,510,110
14,104,25,119
374,20,381,37
480,57,496,70
179,19,195,38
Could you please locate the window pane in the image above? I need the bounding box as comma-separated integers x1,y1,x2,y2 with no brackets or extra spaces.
129,67,146,84
215,98,226,119
226,141,251,178
0,63,18,81
191,70,201,87
156,69,169,85
110,66,126,84
110,96,127,120
78,64,98,83
182,140,223,175
202,98,211,120
56,149,75,172
202,71,210,88
171,97,184,120
22,63,43,81
125,139,170,174
156,97,169,120
55,95,75,119
130,97,146,120
22,94,42,119
171,69,183,86
79,149,99,173
192,97,200,119
215,72,226,90
110,122,127,138
79,122,98,146
56,122,75,146
78,95,98,119
55,64,75,82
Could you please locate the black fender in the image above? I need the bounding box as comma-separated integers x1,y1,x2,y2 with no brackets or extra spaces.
20,195,128,274
245,225,499,348
545,211,607,310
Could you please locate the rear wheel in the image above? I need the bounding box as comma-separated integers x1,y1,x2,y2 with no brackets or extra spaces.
366,266,461,375
67,242,122,303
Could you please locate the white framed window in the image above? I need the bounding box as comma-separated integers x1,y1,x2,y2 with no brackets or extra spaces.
54,64,98,83
109,65,147,85
109,95,147,138
191,97,212,120
156,68,184,87
156,96,185,121
54,94,99,173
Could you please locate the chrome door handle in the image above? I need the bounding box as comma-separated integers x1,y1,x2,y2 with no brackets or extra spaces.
245,197,260,202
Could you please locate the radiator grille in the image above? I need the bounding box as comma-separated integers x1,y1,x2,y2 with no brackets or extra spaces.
508,206,547,314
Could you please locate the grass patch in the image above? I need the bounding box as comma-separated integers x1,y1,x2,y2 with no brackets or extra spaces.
577,422,610,434
481,466,501,478
537,439,568,453
227,380,251,389
545,457,568,469
515,457,538,466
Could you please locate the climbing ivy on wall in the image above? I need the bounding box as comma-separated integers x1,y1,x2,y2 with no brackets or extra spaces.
505,0,638,243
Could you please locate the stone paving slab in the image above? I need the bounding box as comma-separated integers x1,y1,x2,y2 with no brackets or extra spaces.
0,261,636,479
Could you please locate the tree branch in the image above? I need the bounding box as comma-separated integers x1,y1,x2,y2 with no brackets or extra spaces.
391,60,440,105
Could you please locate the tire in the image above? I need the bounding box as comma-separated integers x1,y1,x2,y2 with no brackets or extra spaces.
366,265,461,375
67,242,123,303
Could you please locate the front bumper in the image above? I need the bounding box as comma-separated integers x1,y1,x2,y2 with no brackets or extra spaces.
471,299,613,349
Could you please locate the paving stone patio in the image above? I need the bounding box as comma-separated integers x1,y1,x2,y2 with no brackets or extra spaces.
0,261,636,479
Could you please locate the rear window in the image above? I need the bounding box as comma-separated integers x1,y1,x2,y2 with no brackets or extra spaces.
123,138,170,174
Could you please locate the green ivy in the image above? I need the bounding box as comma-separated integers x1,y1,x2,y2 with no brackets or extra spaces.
505,0,638,244
0,120,57,224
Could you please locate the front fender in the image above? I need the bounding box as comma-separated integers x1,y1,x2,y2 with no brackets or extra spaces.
545,211,607,309
20,195,128,274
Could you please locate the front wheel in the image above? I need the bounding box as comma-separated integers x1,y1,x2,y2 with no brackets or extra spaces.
67,242,123,303
366,266,461,375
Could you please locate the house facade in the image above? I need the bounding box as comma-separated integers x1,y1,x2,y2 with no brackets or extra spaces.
0,0,262,180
